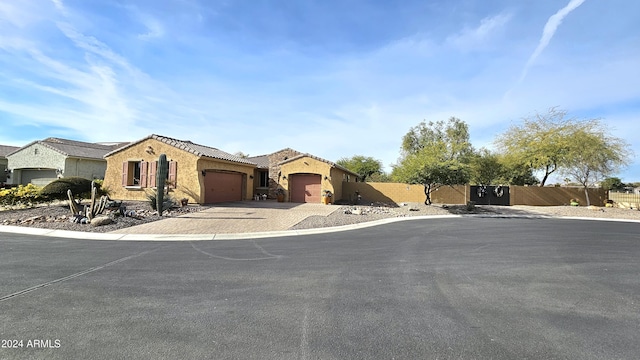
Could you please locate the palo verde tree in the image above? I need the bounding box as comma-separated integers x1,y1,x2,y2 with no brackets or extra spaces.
392,117,472,205
495,108,581,186
469,148,504,186
336,155,384,182
561,123,631,206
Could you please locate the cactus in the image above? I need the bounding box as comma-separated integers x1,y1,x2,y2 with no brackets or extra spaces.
67,189,80,215
156,154,168,216
88,182,97,220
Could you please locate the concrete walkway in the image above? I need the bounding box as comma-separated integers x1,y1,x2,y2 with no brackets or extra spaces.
109,201,341,235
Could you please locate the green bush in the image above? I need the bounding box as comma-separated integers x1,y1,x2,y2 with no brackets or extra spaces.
40,177,93,200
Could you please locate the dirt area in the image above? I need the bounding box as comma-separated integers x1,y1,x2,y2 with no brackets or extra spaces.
0,201,209,233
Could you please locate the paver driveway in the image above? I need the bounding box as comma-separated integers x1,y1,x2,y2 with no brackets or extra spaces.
109,201,340,235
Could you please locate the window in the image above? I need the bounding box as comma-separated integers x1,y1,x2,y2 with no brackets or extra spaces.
122,160,176,188
122,161,145,187
258,171,269,188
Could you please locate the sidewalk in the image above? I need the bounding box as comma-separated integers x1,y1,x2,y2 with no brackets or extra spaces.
109,201,341,235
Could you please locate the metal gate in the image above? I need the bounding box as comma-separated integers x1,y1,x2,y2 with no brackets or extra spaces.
469,185,510,206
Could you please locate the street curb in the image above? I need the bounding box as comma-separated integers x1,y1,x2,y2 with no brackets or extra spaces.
1,214,639,241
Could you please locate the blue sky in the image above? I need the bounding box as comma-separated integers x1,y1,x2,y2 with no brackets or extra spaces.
1,0,639,182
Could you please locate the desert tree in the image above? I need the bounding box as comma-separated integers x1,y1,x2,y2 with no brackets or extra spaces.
392,117,472,205
336,155,384,182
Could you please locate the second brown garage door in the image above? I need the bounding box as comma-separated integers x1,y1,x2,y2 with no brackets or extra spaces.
290,174,322,203
204,171,243,203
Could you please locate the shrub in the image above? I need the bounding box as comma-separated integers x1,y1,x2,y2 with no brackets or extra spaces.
92,179,110,196
40,177,92,200
0,184,44,206
145,190,175,212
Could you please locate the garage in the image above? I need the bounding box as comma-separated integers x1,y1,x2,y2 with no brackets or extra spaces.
290,174,322,203
19,169,57,186
204,171,244,203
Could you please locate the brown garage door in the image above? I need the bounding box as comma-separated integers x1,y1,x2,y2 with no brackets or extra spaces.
290,174,322,203
204,172,243,203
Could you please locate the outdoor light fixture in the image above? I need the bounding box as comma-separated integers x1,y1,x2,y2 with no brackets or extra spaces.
249,175,254,179
56,168,63,175
324,176,330,181
201,170,206,177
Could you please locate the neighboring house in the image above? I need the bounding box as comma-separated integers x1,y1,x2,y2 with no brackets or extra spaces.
0,145,20,184
103,134,257,204
6,138,126,186
278,153,359,203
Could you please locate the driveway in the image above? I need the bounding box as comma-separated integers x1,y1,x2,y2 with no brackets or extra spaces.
109,201,340,235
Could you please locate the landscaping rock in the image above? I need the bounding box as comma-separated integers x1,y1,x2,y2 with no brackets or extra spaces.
91,216,113,227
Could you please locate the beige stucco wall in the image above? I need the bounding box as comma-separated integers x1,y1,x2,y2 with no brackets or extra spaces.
104,138,255,204
197,158,255,203
279,156,356,203
342,182,469,204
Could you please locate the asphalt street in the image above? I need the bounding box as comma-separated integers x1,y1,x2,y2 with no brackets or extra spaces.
1,218,639,359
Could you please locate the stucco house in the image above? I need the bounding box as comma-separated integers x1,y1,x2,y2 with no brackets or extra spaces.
1,145,20,184
103,134,257,204
104,135,359,204
277,153,359,203
5,138,126,186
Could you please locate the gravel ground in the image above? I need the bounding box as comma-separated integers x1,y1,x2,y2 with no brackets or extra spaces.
1,201,639,234
0,201,209,233
290,202,640,230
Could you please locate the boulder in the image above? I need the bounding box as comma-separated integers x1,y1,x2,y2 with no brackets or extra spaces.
90,216,113,227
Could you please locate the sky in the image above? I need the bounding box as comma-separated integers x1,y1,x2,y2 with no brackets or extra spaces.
1,0,639,182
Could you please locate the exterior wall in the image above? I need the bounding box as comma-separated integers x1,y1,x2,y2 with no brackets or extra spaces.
63,158,107,180
104,138,256,204
0,158,7,183
341,182,608,206
279,156,335,203
7,143,66,185
197,158,255,203
342,182,468,204
104,138,200,203
267,149,302,198
510,186,607,206
329,167,357,202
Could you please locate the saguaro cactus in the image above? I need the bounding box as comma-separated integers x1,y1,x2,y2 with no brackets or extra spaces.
157,154,168,216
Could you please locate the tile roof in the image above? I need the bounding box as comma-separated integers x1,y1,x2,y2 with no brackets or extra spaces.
104,134,256,166
279,153,360,176
0,145,20,158
7,138,125,160
247,155,270,169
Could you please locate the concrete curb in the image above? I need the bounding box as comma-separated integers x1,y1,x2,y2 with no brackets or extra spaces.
1,214,639,241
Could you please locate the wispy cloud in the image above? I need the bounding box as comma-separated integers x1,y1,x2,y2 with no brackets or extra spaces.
518,0,587,82
446,12,512,51
50,0,68,16
125,6,165,40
